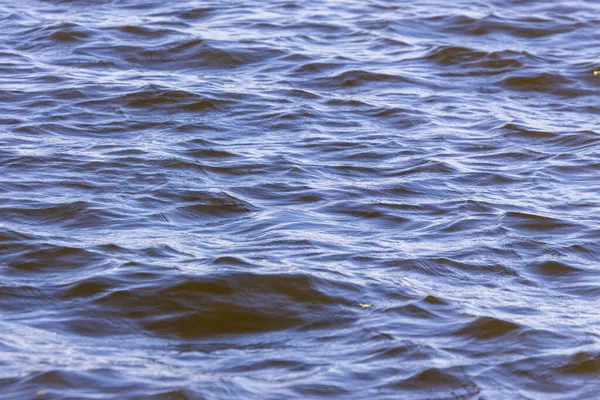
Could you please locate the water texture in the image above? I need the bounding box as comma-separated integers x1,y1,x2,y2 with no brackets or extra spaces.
0,0,599,398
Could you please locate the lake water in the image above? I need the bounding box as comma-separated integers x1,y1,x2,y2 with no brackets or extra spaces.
1,0,599,398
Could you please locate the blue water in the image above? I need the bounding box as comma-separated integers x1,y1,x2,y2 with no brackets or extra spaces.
1,0,599,398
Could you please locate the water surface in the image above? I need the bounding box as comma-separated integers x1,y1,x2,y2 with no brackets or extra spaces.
1,0,599,398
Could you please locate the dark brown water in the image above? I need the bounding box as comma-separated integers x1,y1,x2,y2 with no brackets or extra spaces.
1,0,599,398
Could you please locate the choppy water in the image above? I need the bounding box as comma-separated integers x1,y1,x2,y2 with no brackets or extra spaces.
1,0,599,398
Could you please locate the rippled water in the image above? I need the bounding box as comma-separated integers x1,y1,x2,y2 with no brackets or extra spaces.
1,0,599,398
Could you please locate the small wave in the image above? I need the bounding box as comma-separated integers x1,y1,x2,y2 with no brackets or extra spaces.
379,367,480,398
60,273,360,338
454,316,521,340
427,45,528,76
432,13,583,38
18,22,93,50
312,69,409,89
78,85,232,113
498,72,594,97
501,211,581,234
0,201,124,229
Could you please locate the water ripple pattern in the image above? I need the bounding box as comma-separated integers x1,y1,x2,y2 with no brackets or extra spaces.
1,0,599,398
